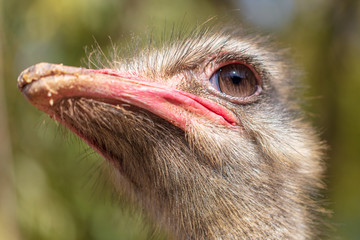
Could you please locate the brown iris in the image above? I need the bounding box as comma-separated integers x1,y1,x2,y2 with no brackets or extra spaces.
210,63,258,98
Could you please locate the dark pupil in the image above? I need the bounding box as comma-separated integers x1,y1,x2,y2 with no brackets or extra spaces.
228,71,244,85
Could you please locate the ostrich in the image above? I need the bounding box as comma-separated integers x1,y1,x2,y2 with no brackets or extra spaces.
18,27,325,239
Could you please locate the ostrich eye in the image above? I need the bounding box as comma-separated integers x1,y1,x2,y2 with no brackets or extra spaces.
210,63,258,98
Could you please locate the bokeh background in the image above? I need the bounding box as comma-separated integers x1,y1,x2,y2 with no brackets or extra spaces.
1,0,359,239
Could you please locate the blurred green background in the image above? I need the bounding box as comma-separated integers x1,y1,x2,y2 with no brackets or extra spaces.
0,0,359,239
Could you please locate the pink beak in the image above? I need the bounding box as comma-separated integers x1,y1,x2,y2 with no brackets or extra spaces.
18,63,238,131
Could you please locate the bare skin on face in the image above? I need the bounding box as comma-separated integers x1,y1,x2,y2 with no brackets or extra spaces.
18,28,326,240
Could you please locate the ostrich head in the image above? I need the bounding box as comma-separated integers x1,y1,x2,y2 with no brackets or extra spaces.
18,27,325,239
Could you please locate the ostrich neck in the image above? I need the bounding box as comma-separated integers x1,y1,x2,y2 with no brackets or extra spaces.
103,119,312,240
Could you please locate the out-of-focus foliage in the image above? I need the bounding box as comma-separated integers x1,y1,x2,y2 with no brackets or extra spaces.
0,0,359,239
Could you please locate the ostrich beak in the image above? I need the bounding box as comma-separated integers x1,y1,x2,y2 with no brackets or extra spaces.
18,63,237,131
